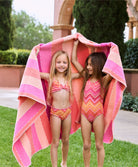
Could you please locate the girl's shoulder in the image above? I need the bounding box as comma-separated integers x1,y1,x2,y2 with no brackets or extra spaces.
86,78,100,87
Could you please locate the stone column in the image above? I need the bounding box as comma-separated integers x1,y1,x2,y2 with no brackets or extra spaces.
135,22,138,38
50,24,74,40
128,22,133,39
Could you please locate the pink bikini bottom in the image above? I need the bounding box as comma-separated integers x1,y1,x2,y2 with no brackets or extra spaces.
50,106,71,120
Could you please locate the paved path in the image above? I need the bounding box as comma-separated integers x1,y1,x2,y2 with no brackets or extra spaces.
0,88,138,145
0,88,19,109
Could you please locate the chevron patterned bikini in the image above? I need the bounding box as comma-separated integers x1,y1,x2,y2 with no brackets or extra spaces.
51,79,70,93
50,106,71,120
50,79,71,120
81,79,105,123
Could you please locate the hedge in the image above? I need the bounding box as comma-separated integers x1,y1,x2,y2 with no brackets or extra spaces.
0,49,30,65
121,92,138,112
16,49,30,65
123,38,138,69
0,50,17,64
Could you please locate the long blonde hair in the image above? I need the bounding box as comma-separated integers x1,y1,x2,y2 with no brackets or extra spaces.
47,50,72,102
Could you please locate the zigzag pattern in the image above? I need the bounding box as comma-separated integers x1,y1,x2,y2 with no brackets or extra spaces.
51,79,70,93
81,80,104,122
12,33,126,167
51,107,71,120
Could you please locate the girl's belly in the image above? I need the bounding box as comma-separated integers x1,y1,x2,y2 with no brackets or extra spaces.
52,90,70,109
52,100,71,109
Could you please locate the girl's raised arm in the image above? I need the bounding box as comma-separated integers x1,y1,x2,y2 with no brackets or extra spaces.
35,48,50,81
72,40,84,73
40,72,50,81
103,74,112,89
71,73,81,80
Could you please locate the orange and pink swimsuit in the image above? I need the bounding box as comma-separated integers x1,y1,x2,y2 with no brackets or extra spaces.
50,79,71,120
81,79,105,122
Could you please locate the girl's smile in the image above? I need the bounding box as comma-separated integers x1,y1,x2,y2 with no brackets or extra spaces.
87,58,93,75
55,54,68,73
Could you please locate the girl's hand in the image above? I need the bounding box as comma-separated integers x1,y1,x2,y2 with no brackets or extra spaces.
74,40,79,46
72,39,83,73
35,47,40,56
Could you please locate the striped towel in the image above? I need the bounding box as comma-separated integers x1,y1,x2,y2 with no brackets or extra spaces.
12,33,126,166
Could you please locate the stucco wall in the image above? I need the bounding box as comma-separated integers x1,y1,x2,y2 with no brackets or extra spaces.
124,69,138,96
0,65,137,97
0,65,25,87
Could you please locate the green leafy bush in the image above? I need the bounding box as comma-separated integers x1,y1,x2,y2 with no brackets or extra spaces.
0,50,17,64
123,38,138,69
121,93,138,112
131,96,138,112
17,49,30,65
0,49,30,65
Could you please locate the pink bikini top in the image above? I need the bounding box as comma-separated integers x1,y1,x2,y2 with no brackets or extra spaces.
51,79,70,93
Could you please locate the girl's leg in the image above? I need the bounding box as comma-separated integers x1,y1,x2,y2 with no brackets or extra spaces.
93,115,105,167
61,114,71,167
81,114,92,167
50,115,61,167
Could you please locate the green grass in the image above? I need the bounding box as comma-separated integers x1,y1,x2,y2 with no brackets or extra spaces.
0,106,138,167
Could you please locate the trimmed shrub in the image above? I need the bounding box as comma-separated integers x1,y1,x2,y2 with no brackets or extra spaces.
17,49,30,65
131,96,138,112
0,50,17,64
121,93,138,112
73,0,128,60
0,0,14,50
123,38,138,69
0,49,30,65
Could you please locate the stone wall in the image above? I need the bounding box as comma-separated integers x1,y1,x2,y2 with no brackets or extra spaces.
0,65,25,88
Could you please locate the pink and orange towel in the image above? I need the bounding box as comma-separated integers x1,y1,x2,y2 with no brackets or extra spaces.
12,33,126,166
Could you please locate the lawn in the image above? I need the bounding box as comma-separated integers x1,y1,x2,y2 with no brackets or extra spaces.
0,106,138,167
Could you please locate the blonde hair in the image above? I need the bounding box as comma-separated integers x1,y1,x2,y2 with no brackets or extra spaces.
47,50,72,102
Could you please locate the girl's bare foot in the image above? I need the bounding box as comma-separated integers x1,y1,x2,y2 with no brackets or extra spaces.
61,162,67,167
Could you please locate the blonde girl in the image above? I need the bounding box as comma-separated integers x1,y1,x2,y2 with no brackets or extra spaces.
72,40,112,167
39,50,79,167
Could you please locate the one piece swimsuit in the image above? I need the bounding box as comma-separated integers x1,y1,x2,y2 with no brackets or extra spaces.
50,79,71,120
81,79,105,123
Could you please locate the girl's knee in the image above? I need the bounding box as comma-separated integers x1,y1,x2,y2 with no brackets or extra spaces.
62,137,69,145
95,142,104,151
52,139,60,148
83,142,91,151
